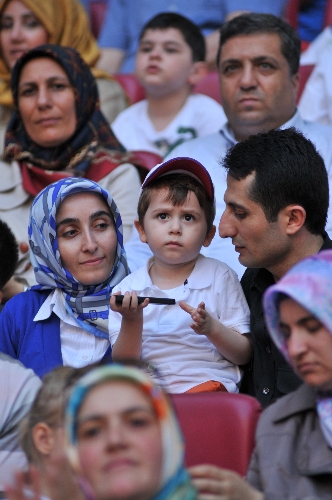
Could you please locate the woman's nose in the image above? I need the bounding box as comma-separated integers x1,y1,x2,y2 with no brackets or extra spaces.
36,87,52,109
81,230,98,253
105,422,127,449
287,330,308,360
9,23,24,41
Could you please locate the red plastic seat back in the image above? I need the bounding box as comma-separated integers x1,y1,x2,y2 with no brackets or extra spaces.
171,392,261,476
114,74,146,104
193,71,221,104
297,64,315,102
114,72,223,105
90,1,108,38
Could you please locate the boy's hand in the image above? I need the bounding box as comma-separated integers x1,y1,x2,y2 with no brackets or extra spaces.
110,291,149,321
179,300,214,336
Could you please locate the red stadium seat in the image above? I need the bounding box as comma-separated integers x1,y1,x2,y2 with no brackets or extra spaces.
114,74,146,104
285,0,301,30
297,64,315,102
90,1,108,38
193,71,221,104
171,392,261,476
114,72,222,105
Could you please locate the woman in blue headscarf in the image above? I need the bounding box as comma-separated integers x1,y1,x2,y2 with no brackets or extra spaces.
0,177,130,377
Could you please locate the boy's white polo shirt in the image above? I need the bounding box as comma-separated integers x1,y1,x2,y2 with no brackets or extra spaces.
109,254,250,393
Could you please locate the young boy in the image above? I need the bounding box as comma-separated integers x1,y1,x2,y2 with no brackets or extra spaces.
111,13,226,157
109,157,251,394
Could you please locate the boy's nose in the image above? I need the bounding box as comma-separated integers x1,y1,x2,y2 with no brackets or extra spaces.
169,217,181,233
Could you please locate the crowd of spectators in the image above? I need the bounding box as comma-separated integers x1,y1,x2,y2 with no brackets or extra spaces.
0,0,332,498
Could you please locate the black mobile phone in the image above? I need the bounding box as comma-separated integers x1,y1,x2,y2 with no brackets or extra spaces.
114,295,175,305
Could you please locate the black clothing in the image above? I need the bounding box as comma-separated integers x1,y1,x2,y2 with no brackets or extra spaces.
240,234,332,408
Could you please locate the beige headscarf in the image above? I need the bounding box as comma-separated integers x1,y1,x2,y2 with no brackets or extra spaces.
0,0,109,107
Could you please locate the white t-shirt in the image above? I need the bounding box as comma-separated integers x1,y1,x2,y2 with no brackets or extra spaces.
109,254,250,393
111,93,227,157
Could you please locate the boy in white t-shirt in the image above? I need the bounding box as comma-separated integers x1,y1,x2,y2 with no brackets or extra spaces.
111,13,226,157
109,157,251,394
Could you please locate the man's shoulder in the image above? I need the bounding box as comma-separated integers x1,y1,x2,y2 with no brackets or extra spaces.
293,114,332,157
240,267,260,292
165,131,227,161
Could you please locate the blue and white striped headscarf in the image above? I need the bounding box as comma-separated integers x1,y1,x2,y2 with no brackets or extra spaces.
28,177,129,339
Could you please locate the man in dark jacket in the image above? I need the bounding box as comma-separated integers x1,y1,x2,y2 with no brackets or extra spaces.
219,127,332,407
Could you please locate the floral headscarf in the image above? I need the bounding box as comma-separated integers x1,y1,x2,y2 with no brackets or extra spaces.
4,44,126,178
0,0,109,107
66,363,196,500
29,177,129,339
264,250,332,447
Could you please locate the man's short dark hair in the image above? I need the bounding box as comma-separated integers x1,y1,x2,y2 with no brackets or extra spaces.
216,13,301,75
0,220,19,289
139,12,206,62
137,173,215,233
222,128,329,235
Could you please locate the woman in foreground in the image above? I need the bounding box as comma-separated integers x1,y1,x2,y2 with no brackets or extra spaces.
7,363,197,500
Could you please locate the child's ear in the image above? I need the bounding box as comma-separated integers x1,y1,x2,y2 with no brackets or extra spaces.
32,422,56,457
134,219,148,244
187,61,208,86
203,225,216,247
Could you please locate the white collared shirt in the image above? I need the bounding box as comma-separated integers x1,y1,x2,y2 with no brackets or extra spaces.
109,254,250,393
34,289,110,368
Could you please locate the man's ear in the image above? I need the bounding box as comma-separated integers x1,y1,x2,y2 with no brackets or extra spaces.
282,205,306,235
203,225,216,247
134,219,148,244
32,422,56,457
291,71,300,99
187,61,208,86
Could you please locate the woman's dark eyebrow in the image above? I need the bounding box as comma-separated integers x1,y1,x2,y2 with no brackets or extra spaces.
56,211,111,230
19,76,70,91
56,217,79,230
90,210,112,221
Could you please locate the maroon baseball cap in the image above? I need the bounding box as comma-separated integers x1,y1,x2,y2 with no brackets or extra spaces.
141,157,215,200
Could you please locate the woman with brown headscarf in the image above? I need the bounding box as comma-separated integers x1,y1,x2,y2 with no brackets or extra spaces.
0,0,127,145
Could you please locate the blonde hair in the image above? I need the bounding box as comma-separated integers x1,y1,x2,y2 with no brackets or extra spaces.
20,366,75,465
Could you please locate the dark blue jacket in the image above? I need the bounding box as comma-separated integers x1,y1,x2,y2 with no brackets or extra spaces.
0,290,112,377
